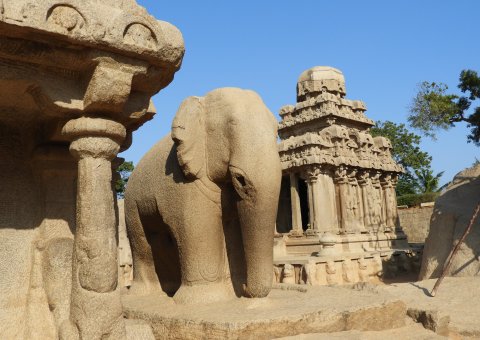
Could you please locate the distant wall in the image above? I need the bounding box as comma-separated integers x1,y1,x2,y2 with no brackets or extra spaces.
398,204,434,244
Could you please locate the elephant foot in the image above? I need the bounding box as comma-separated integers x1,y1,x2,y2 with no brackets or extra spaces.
173,282,234,305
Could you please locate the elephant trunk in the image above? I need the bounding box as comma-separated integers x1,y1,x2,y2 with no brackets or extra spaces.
230,161,281,298
238,202,275,297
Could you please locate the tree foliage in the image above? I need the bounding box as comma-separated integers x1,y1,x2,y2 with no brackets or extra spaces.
414,168,444,194
408,69,480,145
371,121,434,196
115,161,134,199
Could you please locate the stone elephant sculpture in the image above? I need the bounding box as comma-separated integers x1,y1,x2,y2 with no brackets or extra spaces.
125,88,281,304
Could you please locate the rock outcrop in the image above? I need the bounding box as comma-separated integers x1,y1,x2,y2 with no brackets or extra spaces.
419,163,480,279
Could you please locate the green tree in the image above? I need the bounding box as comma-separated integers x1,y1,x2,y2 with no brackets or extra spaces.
370,121,433,196
115,161,134,199
414,168,444,193
408,69,480,145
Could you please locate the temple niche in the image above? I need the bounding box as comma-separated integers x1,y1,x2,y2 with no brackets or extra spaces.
274,66,411,285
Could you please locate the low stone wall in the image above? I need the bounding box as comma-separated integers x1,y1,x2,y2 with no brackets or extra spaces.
398,204,434,244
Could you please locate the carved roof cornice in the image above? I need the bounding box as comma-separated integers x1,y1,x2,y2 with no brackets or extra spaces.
278,96,374,133
0,0,184,69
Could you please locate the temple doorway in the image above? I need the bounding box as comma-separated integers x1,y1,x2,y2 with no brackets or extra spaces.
298,177,309,231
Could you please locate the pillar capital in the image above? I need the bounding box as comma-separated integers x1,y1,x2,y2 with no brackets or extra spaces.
303,166,322,183
334,166,348,184
380,173,393,188
356,170,370,186
62,117,126,160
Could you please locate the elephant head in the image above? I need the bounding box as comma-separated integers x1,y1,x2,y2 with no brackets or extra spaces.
171,87,281,298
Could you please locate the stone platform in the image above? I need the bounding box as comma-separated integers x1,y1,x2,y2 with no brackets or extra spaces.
273,232,418,286
123,285,405,339
278,277,480,339
380,277,480,338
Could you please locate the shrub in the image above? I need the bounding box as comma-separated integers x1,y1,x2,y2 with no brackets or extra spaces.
397,192,440,207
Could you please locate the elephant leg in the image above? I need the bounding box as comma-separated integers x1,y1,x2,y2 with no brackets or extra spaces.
173,203,234,304
125,199,164,296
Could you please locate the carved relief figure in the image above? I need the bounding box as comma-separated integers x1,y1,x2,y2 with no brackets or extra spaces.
358,257,370,282
282,264,296,284
303,260,318,285
125,88,281,304
342,258,355,283
273,266,282,284
326,260,337,285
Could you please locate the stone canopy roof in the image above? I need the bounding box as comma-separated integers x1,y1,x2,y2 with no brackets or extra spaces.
0,0,185,149
0,0,184,68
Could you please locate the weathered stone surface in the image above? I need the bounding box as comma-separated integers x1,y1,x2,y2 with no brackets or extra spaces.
118,199,134,288
0,0,184,68
419,164,480,279
123,285,406,339
125,88,282,304
398,205,434,244
379,277,480,338
276,320,445,340
125,319,155,340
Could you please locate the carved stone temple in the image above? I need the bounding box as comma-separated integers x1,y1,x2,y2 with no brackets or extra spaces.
0,0,184,338
274,67,411,286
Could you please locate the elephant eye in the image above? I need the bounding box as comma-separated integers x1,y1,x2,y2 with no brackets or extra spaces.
236,175,246,187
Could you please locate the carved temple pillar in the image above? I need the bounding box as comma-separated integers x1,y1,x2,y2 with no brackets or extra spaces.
335,166,364,234
358,170,373,232
347,168,366,233
61,117,126,339
305,173,317,232
370,171,385,232
311,166,337,233
381,174,398,232
289,173,303,236
334,166,352,234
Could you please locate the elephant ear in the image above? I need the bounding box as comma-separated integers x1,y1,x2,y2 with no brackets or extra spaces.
171,96,206,180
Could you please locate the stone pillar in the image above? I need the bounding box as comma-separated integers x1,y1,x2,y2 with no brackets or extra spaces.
314,166,338,233
306,176,316,232
61,117,126,340
381,174,397,232
289,173,303,236
334,166,355,234
358,170,373,232
304,167,321,233
370,171,384,232
347,168,366,233
391,174,401,231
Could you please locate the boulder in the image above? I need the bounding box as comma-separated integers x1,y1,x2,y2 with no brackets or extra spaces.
419,163,480,279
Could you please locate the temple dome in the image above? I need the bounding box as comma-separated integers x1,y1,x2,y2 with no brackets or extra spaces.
297,66,346,100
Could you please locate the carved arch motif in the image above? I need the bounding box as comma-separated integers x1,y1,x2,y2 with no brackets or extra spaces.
123,22,157,49
46,4,86,33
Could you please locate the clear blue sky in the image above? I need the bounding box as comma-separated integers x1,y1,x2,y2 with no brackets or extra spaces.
122,1,479,185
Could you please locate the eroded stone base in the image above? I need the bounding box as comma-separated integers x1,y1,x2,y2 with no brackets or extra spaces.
274,233,419,286
122,285,406,339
